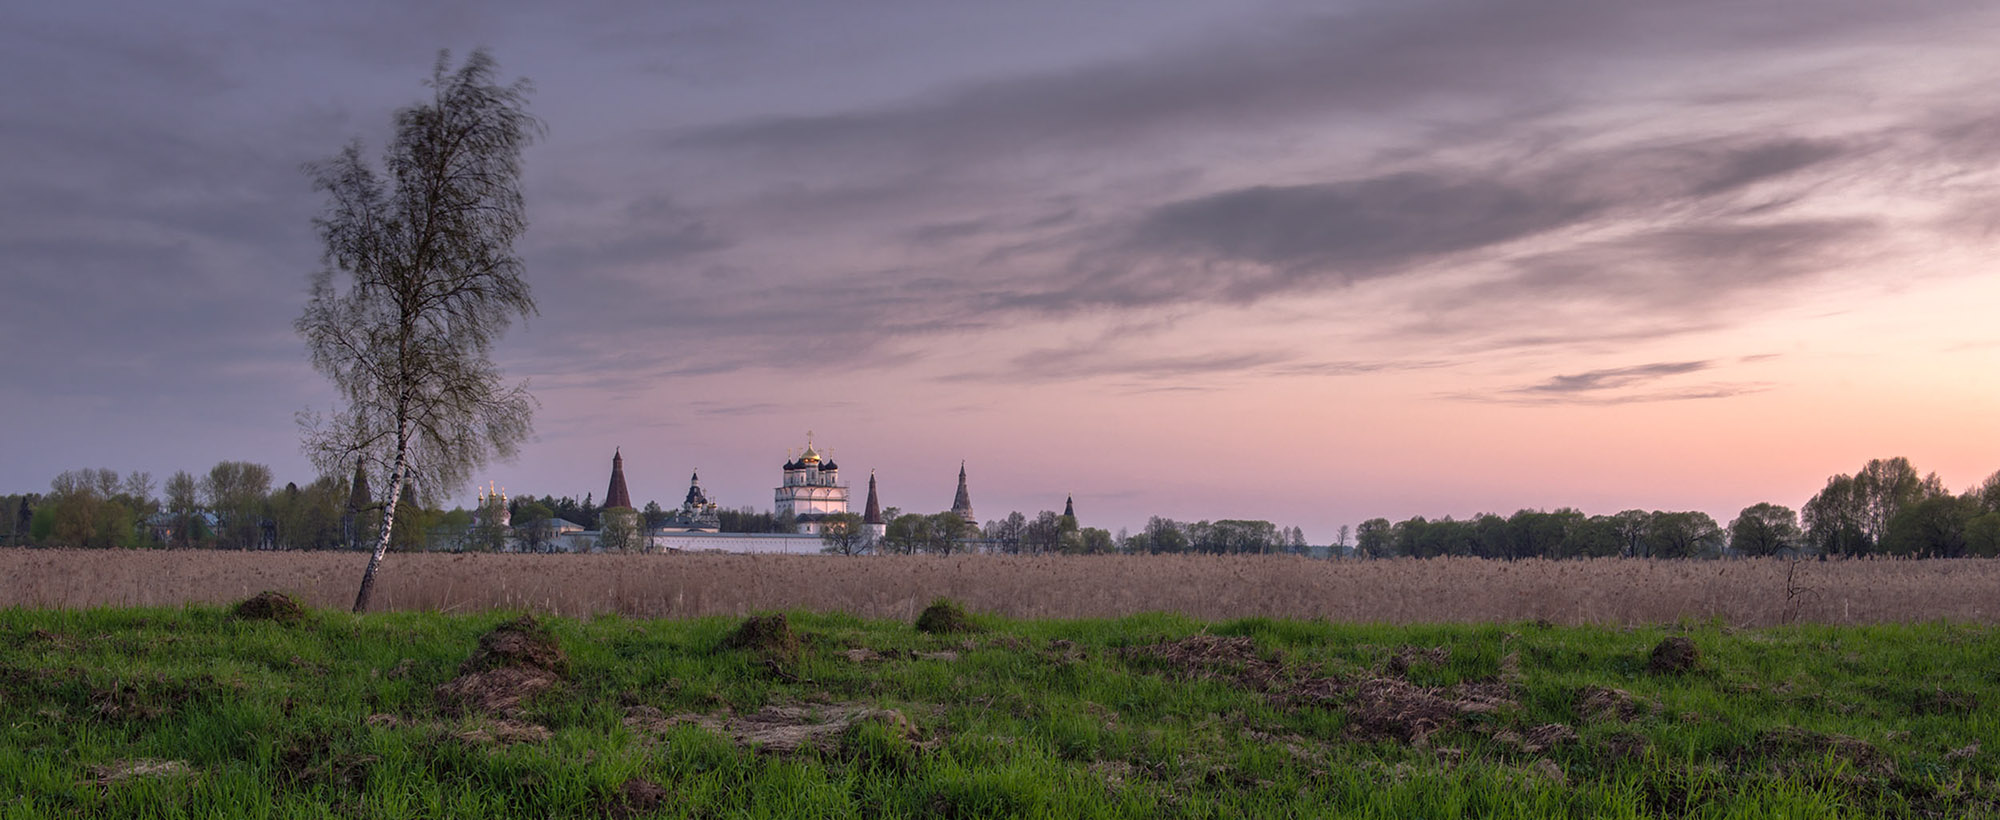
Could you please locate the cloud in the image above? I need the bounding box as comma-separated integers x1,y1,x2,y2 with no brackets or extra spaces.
1131,173,1599,281
1518,361,1712,394
1446,359,1774,405
676,0,1978,172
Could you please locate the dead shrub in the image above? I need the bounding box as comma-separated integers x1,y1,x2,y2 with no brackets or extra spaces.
231,591,307,626
1648,636,1700,674
915,598,979,634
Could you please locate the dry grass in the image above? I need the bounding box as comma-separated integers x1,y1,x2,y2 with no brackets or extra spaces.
3,549,1997,624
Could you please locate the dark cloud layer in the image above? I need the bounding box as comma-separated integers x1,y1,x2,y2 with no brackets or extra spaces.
4,0,1998,498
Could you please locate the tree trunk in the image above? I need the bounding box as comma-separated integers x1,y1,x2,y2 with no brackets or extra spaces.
352,432,410,613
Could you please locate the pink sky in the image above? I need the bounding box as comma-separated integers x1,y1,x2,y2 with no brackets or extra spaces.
5,1,1999,540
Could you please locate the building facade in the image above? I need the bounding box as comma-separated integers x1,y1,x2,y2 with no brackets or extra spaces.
774,439,848,534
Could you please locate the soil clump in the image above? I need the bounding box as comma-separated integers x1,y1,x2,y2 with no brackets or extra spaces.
915,598,979,634
231,591,308,626
1648,636,1700,674
722,613,800,657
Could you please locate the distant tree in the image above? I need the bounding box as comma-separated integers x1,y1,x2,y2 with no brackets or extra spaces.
1609,509,1651,557
1965,511,2000,558
1802,475,1869,556
1564,516,1624,558
1728,503,1801,556
925,512,974,555
1078,527,1115,555
1882,494,1978,558
515,500,554,552
1142,516,1188,554
1853,457,1945,547
641,500,669,531
882,513,928,555
1023,510,1064,555
388,499,437,552
983,511,1027,554
818,511,869,555
1355,518,1394,558
297,50,541,612
597,508,641,553
1392,516,1431,558
1972,470,2000,514
1805,458,1946,556
1334,524,1351,556
1644,511,1724,559
202,461,273,550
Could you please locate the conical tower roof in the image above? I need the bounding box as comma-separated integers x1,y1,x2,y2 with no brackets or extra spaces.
1063,495,1075,519
604,449,633,510
346,458,371,512
950,461,976,526
864,471,883,525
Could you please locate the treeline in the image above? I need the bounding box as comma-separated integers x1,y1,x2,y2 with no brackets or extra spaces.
2,462,798,552
1351,457,2000,560
816,507,1310,556
0,464,364,551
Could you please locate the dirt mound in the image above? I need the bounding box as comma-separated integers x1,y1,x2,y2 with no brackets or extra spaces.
1648,636,1700,674
461,615,569,676
603,777,668,819
915,598,979,634
1343,676,1512,745
231,591,307,626
1577,685,1646,722
1136,634,1288,690
722,614,800,656
1754,727,1893,775
436,615,567,717
1385,645,1450,675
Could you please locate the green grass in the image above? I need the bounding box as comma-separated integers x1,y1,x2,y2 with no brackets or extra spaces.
1,601,1995,819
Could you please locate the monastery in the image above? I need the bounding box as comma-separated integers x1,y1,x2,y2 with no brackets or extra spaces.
543,436,970,554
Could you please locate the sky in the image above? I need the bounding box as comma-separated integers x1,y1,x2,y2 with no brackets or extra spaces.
5,0,2000,541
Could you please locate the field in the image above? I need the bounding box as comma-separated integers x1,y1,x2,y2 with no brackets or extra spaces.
1,600,1996,818
4,549,1999,624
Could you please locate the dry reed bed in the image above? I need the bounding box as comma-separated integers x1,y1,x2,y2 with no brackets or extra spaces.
2,549,1994,625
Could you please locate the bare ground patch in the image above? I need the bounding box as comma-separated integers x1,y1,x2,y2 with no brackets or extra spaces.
85,759,191,786
623,702,919,754
1132,636,1518,746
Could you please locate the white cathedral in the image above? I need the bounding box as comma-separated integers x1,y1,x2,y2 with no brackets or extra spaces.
774,438,848,535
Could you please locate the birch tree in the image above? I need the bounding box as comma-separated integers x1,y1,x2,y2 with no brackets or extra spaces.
298,49,540,612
